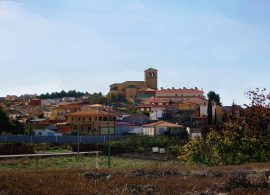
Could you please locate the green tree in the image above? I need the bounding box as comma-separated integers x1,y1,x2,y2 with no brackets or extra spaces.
207,91,222,106
24,123,34,135
0,108,11,134
207,98,212,127
10,120,25,135
89,92,106,104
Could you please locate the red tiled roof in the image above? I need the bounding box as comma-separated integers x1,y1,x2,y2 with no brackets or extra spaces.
148,98,170,103
143,121,182,128
137,104,153,108
58,126,72,134
157,88,204,94
66,109,117,117
137,88,156,92
28,99,41,106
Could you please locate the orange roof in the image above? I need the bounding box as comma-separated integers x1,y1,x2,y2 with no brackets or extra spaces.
137,88,156,92
157,88,204,94
58,126,72,134
148,98,170,103
51,102,80,107
143,121,182,128
66,109,117,117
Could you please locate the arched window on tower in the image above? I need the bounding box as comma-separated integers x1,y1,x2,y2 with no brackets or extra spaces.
152,72,155,77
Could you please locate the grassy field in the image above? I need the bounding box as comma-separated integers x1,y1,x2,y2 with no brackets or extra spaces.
0,155,167,170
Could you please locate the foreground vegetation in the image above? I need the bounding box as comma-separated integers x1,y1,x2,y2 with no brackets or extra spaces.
0,161,269,194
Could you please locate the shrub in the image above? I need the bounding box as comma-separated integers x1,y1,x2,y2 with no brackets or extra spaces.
167,145,182,157
135,146,145,154
103,135,175,154
178,130,270,165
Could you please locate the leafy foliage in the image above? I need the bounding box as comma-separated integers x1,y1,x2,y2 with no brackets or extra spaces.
39,90,88,99
182,88,270,165
243,88,270,137
88,92,106,104
0,107,10,133
207,91,222,106
104,136,176,154
179,124,270,165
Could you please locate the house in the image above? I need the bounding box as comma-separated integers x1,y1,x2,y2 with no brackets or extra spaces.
5,95,18,101
49,102,81,120
11,101,43,118
122,114,149,126
62,97,76,102
149,107,164,121
82,104,105,110
41,99,61,109
134,88,156,105
186,127,202,139
143,121,183,136
0,97,5,103
31,118,66,130
129,127,144,135
115,122,142,135
109,68,158,101
66,108,117,135
155,87,204,103
34,129,63,136
7,109,23,120
28,99,41,107
56,123,73,135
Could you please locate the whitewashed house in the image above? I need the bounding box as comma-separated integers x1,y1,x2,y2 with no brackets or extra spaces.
143,121,183,136
35,129,63,136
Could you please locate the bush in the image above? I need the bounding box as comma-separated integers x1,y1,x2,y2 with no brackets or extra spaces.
167,146,182,157
178,130,270,165
103,135,176,154
135,146,145,154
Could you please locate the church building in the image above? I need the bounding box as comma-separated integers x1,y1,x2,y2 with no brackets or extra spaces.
109,68,158,101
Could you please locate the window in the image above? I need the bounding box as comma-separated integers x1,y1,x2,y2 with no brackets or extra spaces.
152,73,154,77
71,117,74,121
83,117,85,121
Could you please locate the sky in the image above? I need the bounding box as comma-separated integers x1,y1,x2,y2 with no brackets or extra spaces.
0,0,270,105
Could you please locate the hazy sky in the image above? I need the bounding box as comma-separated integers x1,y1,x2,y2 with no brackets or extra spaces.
1,0,270,105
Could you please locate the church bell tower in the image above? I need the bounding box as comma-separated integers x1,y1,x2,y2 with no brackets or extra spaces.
144,68,158,90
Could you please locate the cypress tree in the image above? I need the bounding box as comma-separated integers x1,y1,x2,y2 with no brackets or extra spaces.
207,99,213,126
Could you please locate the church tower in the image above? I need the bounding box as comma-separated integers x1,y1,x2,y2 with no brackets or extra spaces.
144,68,158,90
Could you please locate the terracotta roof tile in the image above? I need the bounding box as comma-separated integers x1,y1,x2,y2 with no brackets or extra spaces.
66,109,117,117
143,121,182,128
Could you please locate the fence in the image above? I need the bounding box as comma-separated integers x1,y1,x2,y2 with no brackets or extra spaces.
0,135,122,144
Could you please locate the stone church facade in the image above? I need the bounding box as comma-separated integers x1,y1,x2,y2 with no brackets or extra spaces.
109,68,158,101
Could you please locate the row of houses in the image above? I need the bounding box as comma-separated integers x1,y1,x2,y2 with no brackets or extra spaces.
1,68,228,139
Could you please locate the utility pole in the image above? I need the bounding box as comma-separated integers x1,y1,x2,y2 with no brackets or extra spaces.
77,123,80,156
107,108,111,168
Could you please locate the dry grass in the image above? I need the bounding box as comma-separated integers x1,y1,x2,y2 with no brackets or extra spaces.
0,161,270,194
